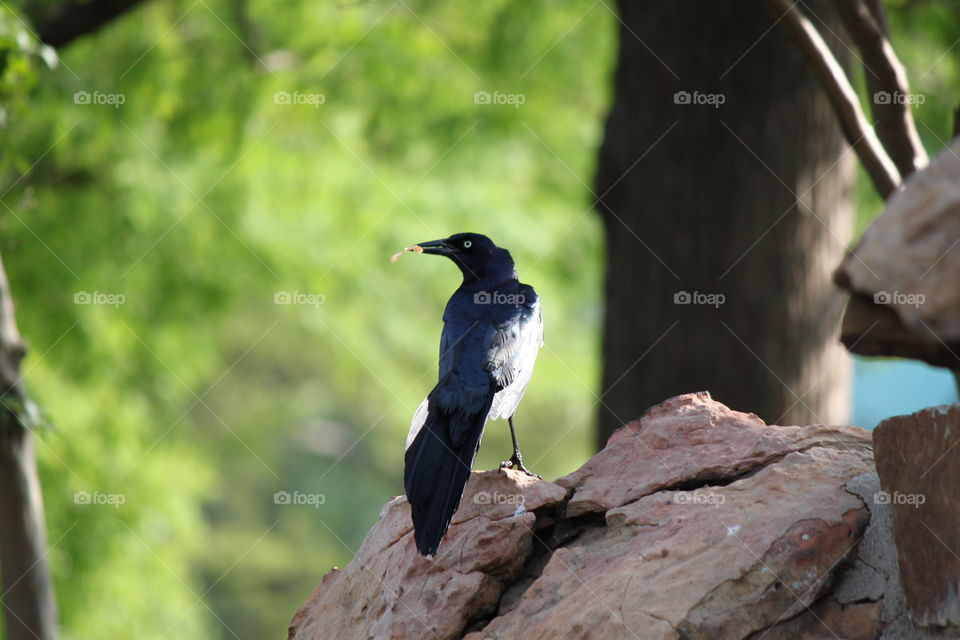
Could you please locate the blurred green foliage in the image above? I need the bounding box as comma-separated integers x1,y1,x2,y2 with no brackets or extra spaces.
2,1,613,637
0,0,955,638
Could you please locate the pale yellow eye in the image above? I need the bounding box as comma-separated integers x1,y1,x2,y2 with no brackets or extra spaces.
463,240,472,248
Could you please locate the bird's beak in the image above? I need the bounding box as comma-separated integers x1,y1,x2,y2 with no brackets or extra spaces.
415,239,457,256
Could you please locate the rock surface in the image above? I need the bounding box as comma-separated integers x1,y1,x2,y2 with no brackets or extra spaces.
288,470,566,640
873,403,960,629
289,393,916,640
835,136,960,364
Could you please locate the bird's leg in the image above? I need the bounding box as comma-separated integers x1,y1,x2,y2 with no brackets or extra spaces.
500,416,540,478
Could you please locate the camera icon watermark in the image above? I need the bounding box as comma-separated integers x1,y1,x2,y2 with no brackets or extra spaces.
274,490,326,507
473,291,526,305
673,90,725,108
74,491,126,508
473,490,524,506
73,91,126,109
873,490,925,509
274,91,326,108
874,291,925,308
673,290,725,308
873,90,925,106
473,91,525,108
74,291,126,307
673,489,725,507
274,291,325,307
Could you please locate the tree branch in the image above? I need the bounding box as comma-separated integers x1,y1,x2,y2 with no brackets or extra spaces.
0,253,58,640
864,0,890,36
835,0,928,178
764,0,902,198
24,0,150,48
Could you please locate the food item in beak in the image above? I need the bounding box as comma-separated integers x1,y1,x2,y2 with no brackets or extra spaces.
389,245,424,263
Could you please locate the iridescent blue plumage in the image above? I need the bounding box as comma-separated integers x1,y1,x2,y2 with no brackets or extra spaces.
401,233,543,556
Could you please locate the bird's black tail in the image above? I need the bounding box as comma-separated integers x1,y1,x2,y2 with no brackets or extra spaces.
404,394,492,556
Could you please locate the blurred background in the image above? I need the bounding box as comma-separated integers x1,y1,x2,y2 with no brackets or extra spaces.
0,0,956,638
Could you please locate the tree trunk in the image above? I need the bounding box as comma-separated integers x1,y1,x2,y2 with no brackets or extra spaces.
0,253,58,640
595,1,854,447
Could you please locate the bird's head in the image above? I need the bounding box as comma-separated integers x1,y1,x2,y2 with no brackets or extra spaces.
414,233,514,282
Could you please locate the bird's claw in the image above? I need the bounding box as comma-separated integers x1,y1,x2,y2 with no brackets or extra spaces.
500,456,541,479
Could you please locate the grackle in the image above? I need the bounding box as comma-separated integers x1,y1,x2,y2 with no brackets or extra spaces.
399,233,543,556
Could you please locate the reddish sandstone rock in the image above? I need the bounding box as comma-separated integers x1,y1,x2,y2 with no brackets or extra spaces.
557,391,869,518
836,137,960,365
873,403,960,628
289,393,888,640
471,448,871,639
288,470,565,640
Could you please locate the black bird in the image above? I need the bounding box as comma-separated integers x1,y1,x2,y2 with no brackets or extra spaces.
400,232,543,556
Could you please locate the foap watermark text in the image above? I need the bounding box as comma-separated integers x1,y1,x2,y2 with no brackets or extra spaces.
473,490,524,506
674,489,725,507
74,91,125,108
874,291,924,308
674,290,725,308
274,491,326,507
274,91,326,108
674,90,725,108
874,491,925,508
275,291,325,307
74,291,125,307
474,291,525,305
474,91,525,108
74,491,126,508
873,90,925,106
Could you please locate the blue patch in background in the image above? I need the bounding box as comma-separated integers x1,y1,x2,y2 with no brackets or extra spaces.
853,356,958,429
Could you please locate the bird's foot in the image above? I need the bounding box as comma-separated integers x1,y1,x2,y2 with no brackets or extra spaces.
500,455,540,479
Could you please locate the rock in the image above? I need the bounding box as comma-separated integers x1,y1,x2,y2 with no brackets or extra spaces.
752,599,881,640
288,470,566,640
873,403,960,629
290,393,889,640
837,294,958,368
835,137,960,363
837,471,948,640
474,460,867,639
556,391,869,518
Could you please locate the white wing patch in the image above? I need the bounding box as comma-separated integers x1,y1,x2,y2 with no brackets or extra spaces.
488,300,543,420
406,397,429,450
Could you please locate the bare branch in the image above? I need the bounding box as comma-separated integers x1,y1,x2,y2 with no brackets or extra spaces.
835,0,928,178
24,0,150,48
864,0,890,36
764,0,901,198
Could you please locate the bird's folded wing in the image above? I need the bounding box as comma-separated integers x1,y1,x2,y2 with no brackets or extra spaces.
406,319,494,450
486,286,543,420
406,285,542,448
